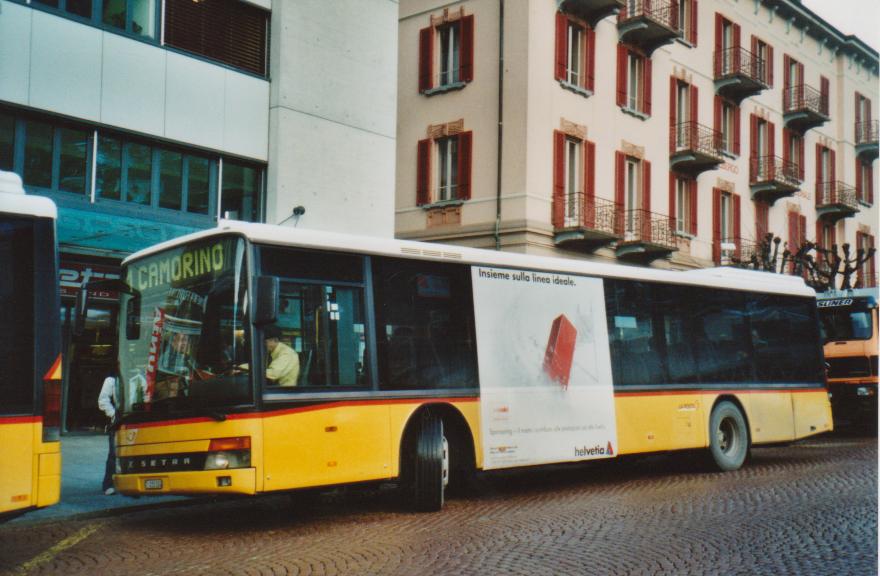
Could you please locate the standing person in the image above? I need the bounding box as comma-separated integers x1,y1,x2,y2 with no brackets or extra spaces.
98,374,118,495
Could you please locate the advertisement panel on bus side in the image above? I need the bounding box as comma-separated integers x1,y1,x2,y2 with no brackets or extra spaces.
472,267,617,470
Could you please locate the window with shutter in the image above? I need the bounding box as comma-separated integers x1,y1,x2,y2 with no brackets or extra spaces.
420,13,475,94
554,13,596,95
165,0,268,77
416,131,474,207
618,45,650,116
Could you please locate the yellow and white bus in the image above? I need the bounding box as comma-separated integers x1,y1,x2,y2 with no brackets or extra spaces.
108,221,832,511
817,289,879,427
0,171,62,518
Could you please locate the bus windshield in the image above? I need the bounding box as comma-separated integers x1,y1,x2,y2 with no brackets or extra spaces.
818,300,874,342
118,236,252,416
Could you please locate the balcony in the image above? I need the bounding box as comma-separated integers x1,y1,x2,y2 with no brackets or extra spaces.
615,209,677,261
855,120,879,160
749,155,801,204
815,181,860,223
713,47,768,103
669,122,724,175
617,0,679,55
552,194,620,250
783,84,829,132
718,236,748,266
559,0,625,27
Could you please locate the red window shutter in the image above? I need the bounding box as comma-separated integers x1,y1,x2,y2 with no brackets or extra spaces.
820,75,829,112
555,13,568,82
783,54,790,91
614,151,625,235
457,131,473,200
816,145,824,189
668,172,676,231
815,222,824,264
714,14,723,76
641,160,652,240
733,194,741,258
419,26,434,93
690,0,698,46
732,23,741,71
670,77,678,152
798,134,804,180
829,148,836,188
713,95,721,134
797,62,805,102
799,215,807,249
585,27,596,91
733,104,741,155
787,211,798,253
584,140,596,227
856,232,864,284
644,57,653,115
712,188,721,264
766,44,773,87
755,202,768,240
751,36,757,72
868,162,875,204
690,84,698,126
689,179,698,236
856,158,864,202
616,44,627,107
855,92,862,140
749,114,757,159
831,224,836,250
768,121,775,158
553,131,565,228
782,128,790,166
460,15,475,83
417,139,431,205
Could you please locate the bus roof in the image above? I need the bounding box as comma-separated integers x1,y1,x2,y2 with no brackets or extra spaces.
0,171,57,220
123,220,817,298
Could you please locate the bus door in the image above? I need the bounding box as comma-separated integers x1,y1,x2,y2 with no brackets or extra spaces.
259,248,390,490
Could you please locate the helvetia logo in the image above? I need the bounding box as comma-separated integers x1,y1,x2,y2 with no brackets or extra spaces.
575,445,605,457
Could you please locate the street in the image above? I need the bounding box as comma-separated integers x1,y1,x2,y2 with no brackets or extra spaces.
1,433,876,576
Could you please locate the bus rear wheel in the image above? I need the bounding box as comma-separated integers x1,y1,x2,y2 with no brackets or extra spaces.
411,412,448,512
709,401,749,471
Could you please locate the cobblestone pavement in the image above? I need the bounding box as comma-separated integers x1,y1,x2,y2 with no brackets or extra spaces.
1,434,876,576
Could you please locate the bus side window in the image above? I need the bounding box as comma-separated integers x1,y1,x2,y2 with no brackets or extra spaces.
259,247,368,390
372,257,477,391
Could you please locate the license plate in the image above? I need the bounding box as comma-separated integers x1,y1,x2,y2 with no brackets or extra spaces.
144,478,163,490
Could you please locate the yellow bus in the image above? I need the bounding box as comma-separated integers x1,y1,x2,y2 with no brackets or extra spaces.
817,289,878,427
0,171,62,518
106,221,831,511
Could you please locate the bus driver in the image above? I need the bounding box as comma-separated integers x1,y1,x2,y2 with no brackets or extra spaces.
264,324,300,387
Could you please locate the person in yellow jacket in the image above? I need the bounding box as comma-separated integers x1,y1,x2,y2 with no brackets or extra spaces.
264,324,300,386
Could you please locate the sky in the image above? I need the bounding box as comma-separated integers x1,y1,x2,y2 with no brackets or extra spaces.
801,0,880,52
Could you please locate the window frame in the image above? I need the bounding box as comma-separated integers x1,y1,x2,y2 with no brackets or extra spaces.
617,44,652,117
416,131,473,207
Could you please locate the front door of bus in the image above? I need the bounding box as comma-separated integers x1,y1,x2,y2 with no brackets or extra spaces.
261,280,391,491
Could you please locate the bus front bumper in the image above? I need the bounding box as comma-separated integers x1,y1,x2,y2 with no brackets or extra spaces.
114,468,257,496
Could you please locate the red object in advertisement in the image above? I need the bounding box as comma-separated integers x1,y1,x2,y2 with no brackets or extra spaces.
145,308,165,404
543,314,577,389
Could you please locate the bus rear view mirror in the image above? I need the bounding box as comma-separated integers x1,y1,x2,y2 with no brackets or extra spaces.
255,276,279,325
126,294,141,340
73,285,89,337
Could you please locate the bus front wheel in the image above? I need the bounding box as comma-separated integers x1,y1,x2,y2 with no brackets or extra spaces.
411,412,448,512
708,401,749,471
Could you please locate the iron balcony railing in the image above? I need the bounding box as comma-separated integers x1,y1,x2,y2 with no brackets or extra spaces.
784,83,829,117
618,208,676,250
815,181,859,210
553,193,620,235
670,121,723,157
855,120,879,146
713,46,766,84
749,155,801,187
618,0,679,31
718,236,745,264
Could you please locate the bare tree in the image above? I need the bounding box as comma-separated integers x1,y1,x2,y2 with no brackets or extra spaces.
729,233,876,293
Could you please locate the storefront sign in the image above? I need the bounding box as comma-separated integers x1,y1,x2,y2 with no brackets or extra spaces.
59,261,121,301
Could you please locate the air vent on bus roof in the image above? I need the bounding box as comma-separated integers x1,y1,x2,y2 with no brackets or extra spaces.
400,246,463,260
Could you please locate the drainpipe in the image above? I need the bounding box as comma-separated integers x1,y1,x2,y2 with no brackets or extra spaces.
494,0,505,250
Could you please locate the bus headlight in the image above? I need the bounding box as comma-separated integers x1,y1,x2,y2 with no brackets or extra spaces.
204,437,251,470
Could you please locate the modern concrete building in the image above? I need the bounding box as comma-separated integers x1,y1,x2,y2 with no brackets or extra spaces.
396,0,877,286
0,0,396,431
